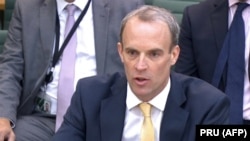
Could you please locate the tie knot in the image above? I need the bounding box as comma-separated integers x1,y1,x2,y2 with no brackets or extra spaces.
139,103,151,117
236,2,249,13
66,4,77,16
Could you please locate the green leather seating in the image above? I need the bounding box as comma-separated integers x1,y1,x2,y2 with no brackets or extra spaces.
0,10,3,29
145,0,203,25
3,0,16,30
0,30,7,53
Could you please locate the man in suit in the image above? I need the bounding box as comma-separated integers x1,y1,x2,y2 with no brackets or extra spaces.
0,0,144,140
175,0,250,124
52,5,230,141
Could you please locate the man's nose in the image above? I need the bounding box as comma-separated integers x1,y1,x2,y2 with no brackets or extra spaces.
135,55,148,70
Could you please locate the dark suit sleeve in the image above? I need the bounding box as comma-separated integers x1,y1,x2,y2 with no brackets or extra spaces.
202,92,230,124
51,81,86,141
175,6,199,77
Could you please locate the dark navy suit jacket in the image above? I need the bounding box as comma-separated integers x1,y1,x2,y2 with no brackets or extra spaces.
52,72,229,141
175,0,229,91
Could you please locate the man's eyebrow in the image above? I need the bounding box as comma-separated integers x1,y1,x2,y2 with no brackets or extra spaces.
124,47,137,51
146,48,164,52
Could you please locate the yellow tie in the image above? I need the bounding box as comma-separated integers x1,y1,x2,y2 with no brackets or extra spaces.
139,102,155,141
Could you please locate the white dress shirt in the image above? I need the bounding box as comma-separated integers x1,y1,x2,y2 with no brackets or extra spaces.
45,0,96,114
121,78,170,141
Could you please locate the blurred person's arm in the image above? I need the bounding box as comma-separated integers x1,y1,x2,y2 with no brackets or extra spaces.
0,0,25,139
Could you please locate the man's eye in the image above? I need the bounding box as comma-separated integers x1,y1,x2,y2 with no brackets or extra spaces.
149,51,160,58
127,50,137,56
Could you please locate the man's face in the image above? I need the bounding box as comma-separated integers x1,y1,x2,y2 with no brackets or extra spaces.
118,17,179,102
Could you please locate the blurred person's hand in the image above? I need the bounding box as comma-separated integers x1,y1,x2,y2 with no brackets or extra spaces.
0,118,15,141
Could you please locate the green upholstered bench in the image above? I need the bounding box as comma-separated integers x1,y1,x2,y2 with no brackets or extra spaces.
145,0,202,25
3,0,16,30
0,30,7,53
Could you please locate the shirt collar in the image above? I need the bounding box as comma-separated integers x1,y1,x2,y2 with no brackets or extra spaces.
56,0,88,15
126,78,171,112
229,0,250,7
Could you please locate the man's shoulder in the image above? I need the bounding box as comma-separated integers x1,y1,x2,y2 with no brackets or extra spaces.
171,71,226,98
75,72,126,101
171,72,229,125
171,72,229,112
185,0,227,13
15,0,46,6
13,0,55,16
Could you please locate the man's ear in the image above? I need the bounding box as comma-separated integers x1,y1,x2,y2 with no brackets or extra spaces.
117,42,124,63
170,45,180,65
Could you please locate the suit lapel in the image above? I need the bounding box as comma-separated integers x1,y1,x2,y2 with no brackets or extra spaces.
40,0,56,63
210,0,228,51
100,75,127,141
92,0,109,74
17,0,57,113
160,72,189,141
